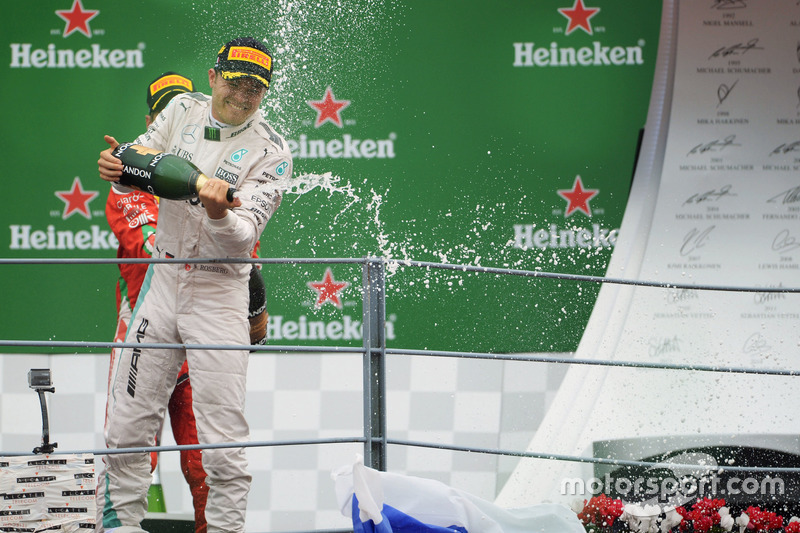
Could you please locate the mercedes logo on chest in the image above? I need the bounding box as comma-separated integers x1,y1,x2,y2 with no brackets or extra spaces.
182,124,200,144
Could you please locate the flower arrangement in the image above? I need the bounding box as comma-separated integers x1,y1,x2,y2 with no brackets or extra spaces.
572,496,800,533
575,493,626,532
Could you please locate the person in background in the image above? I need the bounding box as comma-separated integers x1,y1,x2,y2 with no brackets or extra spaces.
102,65,272,533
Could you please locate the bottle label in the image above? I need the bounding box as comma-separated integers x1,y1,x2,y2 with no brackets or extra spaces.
113,143,159,194
112,143,204,200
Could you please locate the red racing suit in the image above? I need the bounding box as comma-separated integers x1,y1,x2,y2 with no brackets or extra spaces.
104,185,209,532
99,92,289,533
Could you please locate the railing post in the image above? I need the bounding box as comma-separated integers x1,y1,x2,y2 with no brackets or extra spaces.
362,257,387,471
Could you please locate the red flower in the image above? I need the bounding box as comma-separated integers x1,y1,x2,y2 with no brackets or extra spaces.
693,498,726,518
675,498,733,533
785,521,800,533
676,507,691,531
693,515,714,533
744,506,783,532
577,494,625,529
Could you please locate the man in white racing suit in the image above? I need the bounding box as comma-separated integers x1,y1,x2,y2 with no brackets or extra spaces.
96,37,291,533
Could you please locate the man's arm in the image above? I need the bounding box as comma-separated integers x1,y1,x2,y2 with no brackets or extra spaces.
200,137,290,258
198,178,242,219
98,135,123,183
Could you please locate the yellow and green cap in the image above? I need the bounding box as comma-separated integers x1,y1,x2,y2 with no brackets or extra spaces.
214,37,273,90
146,71,194,115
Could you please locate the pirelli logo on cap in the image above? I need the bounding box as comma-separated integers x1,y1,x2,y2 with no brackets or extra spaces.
149,74,193,96
228,46,272,70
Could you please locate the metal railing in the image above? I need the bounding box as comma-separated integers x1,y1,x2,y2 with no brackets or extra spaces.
2,255,800,467
2,255,800,532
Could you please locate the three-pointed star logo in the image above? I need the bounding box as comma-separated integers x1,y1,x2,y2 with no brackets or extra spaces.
307,268,350,309
307,86,350,128
557,175,599,217
558,0,600,36
56,0,99,38
55,177,99,219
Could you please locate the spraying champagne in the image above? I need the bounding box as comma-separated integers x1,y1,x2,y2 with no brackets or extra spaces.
111,143,235,202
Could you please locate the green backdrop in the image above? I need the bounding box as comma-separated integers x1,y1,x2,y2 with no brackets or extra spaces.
2,0,662,353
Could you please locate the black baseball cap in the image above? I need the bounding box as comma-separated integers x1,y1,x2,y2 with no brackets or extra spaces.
214,37,273,90
147,71,194,115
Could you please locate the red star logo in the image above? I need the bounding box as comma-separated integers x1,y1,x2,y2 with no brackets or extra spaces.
558,0,600,36
557,175,599,217
307,87,350,128
55,177,99,219
307,268,350,309
56,0,99,38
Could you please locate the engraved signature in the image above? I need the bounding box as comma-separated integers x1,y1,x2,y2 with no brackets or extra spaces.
649,336,681,359
767,186,800,205
683,185,736,205
772,229,800,254
769,141,800,156
666,288,699,304
754,286,786,305
717,80,738,107
742,332,770,355
681,226,715,257
709,38,763,59
710,0,747,8
688,135,740,155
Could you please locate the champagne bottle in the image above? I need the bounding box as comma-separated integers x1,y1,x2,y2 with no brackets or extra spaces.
147,463,167,513
111,143,235,202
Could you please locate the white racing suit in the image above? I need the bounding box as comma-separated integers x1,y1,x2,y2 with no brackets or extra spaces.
98,92,291,533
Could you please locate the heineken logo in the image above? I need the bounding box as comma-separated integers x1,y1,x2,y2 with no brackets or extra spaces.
307,268,350,309
512,176,617,250
266,267,400,342
513,223,618,250
5,176,116,252
267,315,397,342
557,176,599,218
9,225,118,251
513,40,644,68
307,86,351,128
54,177,99,220
290,85,395,159
558,0,600,36
288,133,396,159
513,1,645,68
56,0,99,38
8,0,145,69
9,43,145,69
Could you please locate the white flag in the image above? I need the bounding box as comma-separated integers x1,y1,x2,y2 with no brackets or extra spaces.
333,457,585,533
